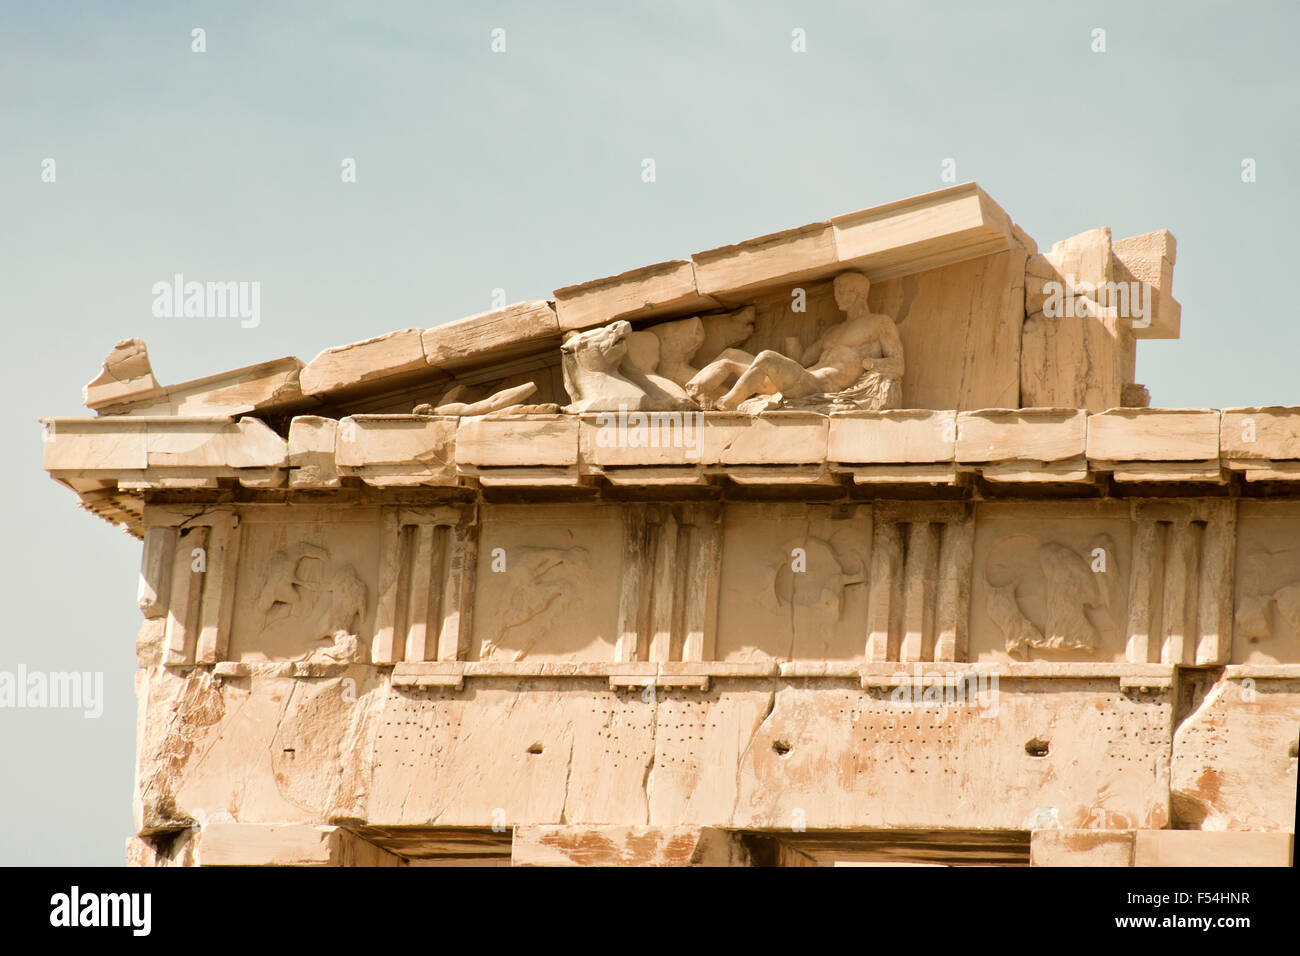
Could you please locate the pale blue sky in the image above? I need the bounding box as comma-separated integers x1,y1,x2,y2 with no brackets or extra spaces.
3,1,1297,864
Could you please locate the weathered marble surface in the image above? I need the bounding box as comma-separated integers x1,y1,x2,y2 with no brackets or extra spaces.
44,184,1299,867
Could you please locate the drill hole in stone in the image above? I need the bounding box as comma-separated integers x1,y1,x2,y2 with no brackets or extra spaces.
772,739,792,757
1288,740,1298,759
526,743,543,755
1025,738,1050,758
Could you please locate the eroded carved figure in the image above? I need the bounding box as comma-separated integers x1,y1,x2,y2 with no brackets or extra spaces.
480,546,592,661
1236,548,1300,644
618,308,758,407
704,273,903,412
985,534,1118,657
559,274,903,415
560,320,691,412
414,381,545,417
255,542,368,662
622,326,694,402
1237,583,1300,642
771,536,865,621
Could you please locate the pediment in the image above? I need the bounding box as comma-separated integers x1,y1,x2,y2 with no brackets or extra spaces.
77,182,1180,425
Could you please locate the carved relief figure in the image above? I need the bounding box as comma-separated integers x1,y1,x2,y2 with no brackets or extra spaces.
255,542,369,662
415,381,539,417
1235,547,1300,645
637,308,758,401
985,534,1119,657
1237,583,1300,643
560,274,900,414
715,531,870,662
683,317,770,404
621,327,693,402
560,320,690,412
414,380,560,417
647,315,706,387
480,546,592,661
771,536,866,621
312,566,368,663
702,272,904,412
694,306,758,368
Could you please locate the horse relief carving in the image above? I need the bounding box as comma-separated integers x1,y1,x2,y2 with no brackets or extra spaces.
254,542,369,663
560,320,692,413
558,271,904,415
479,546,592,661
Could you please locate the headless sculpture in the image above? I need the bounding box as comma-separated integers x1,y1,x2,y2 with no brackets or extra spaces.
693,272,903,412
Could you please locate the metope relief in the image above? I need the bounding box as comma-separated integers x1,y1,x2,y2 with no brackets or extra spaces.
715,503,873,662
255,542,368,663
984,534,1121,657
226,506,383,663
1233,541,1300,664
479,546,593,662
472,504,624,663
771,535,866,627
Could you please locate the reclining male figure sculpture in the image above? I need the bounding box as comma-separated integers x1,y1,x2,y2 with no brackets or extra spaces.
689,271,904,412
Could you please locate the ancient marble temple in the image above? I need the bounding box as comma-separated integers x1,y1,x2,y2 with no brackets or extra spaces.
44,184,1297,866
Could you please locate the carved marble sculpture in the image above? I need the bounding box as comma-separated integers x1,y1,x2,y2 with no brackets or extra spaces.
708,272,903,412
694,306,758,367
255,542,369,663
623,308,759,407
559,283,904,416
648,315,706,386
622,328,693,402
985,534,1118,657
414,381,539,417
479,546,592,661
1235,547,1300,643
560,319,691,412
671,308,762,404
